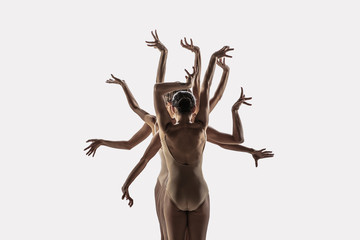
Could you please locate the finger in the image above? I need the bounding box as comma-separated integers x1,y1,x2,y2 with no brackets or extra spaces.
86,150,92,156
243,102,252,106
224,54,233,58
121,193,125,200
184,69,190,76
263,151,273,154
255,160,258,168
180,39,184,47
92,148,97,157
259,148,266,152
151,31,156,40
111,74,118,80
184,37,189,46
240,87,243,98
222,46,229,50
154,29,159,40
190,38,193,46
226,48,234,52
84,145,91,151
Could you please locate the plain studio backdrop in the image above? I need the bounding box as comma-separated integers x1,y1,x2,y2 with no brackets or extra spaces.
1,0,359,239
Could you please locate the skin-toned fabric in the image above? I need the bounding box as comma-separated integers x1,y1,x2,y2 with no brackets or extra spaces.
161,133,208,211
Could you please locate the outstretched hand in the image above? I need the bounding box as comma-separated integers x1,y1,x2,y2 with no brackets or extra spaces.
121,186,134,207
84,139,103,157
216,57,229,70
213,46,234,58
106,74,125,86
145,30,167,52
180,37,199,53
232,87,252,110
252,148,274,167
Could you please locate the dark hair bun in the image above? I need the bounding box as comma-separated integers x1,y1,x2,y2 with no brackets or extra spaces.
172,91,196,114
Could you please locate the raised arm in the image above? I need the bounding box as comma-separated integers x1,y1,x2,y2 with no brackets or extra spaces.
106,75,156,131
121,132,161,207
146,30,168,83
206,87,251,144
154,68,195,131
209,58,229,112
181,38,201,111
195,46,233,126
84,123,152,157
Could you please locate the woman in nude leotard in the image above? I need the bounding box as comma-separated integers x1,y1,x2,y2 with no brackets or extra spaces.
84,31,274,239
149,45,234,239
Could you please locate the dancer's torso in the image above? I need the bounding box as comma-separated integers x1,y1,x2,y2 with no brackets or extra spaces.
160,124,208,211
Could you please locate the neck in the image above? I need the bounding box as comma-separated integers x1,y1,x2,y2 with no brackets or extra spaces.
176,114,192,124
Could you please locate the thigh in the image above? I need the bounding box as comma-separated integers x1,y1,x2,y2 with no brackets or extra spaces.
154,180,167,240
164,191,187,240
187,195,210,240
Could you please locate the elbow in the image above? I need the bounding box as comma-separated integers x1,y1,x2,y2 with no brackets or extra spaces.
154,84,160,95
234,137,244,144
125,142,134,150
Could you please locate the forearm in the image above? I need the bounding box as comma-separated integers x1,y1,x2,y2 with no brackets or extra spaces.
120,82,140,111
122,157,149,188
196,55,217,125
101,123,152,150
101,140,132,150
232,108,244,143
201,55,217,92
215,141,255,154
122,133,161,188
192,50,201,110
209,69,229,112
156,49,168,83
154,81,192,96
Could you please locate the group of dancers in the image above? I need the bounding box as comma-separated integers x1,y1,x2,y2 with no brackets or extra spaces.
84,30,274,240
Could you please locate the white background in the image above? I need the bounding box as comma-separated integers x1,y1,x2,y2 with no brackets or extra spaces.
1,0,359,239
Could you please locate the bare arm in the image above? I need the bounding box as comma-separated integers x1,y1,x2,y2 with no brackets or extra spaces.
106,75,156,131
196,46,233,126
181,38,201,112
209,58,229,112
121,132,161,207
208,139,274,168
206,88,251,144
84,123,152,157
154,68,195,131
146,30,168,83
231,87,252,143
